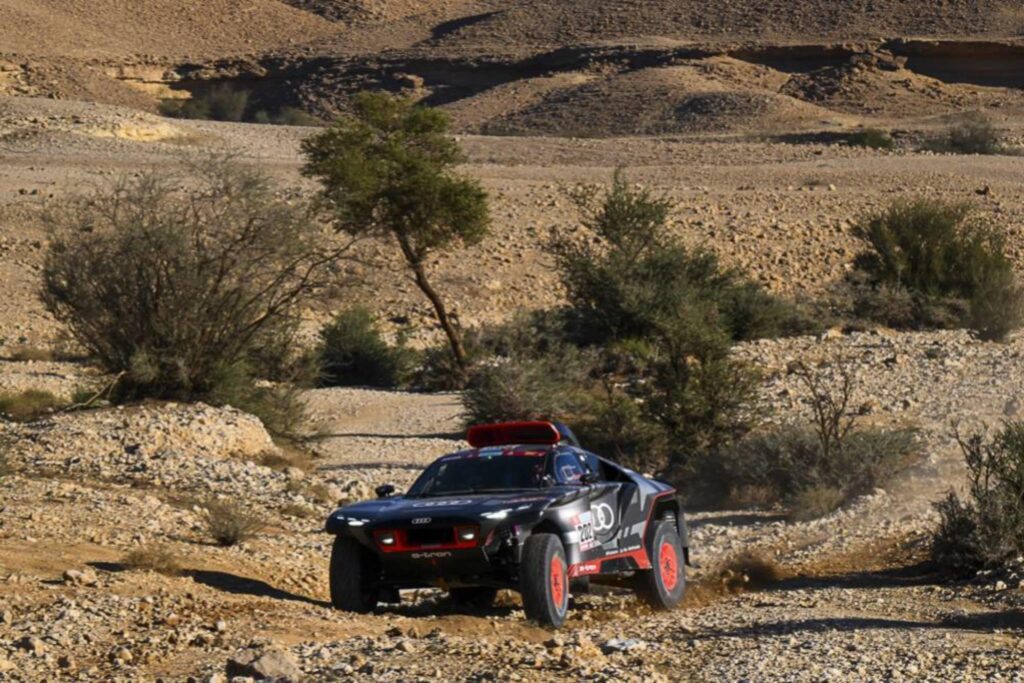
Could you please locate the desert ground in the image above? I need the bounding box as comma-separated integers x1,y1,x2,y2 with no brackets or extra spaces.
3,1,1024,681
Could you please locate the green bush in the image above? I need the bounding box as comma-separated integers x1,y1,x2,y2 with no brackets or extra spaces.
552,170,813,344
853,199,1022,340
0,389,64,422
847,128,896,150
318,307,414,388
42,158,338,401
933,423,1024,575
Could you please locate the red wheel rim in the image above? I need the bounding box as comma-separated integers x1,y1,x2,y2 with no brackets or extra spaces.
659,541,679,592
550,555,566,610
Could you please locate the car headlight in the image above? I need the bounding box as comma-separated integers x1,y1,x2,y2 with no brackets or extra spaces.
482,509,509,520
457,526,477,542
378,531,396,545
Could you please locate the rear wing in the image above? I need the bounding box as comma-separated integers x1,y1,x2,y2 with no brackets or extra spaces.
466,421,562,448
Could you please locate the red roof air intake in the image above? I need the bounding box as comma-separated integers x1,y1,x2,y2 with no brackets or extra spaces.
466,421,561,448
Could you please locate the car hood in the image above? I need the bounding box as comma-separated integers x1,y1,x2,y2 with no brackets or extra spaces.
330,489,575,526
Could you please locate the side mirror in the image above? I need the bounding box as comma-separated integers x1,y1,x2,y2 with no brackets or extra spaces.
375,484,396,499
580,472,599,485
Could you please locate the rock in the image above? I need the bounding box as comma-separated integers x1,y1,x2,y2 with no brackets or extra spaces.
601,638,647,654
227,648,303,682
0,657,15,673
17,636,46,655
283,467,305,482
63,568,98,586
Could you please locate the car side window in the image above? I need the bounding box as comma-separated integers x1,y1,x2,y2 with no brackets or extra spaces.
581,452,605,481
554,453,585,485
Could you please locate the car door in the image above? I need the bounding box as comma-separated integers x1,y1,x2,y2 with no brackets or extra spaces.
553,452,621,558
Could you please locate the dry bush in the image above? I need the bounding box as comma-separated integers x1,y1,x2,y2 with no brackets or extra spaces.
202,498,264,547
0,438,13,478
42,158,348,402
933,422,1024,574
121,545,181,575
0,389,64,422
715,357,920,518
846,128,895,150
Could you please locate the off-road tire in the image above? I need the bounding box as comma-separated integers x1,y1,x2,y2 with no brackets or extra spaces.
449,587,499,609
520,533,570,628
635,519,685,609
329,536,379,613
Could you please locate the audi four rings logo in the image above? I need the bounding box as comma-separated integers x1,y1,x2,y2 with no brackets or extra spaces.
591,503,615,531
412,517,431,524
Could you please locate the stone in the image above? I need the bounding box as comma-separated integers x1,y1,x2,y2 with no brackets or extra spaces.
227,649,302,682
17,636,46,655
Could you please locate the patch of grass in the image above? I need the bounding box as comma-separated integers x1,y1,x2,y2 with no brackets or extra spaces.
788,485,846,522
121,545,181,575
846,128,896,150
201,498,264,547
0,389,64,422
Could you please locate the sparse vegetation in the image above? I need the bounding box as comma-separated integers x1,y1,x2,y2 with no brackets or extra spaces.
41,158,348,403
713,358,920,518
944,112,1003,155
0,389,64,422
0,437,13,478
121,545,182,575
318,307,415,388
462,344,592,425
846,128,896,150
202,498,264,547
853,199,1023,340
303,92,490,375
933,422,1024,575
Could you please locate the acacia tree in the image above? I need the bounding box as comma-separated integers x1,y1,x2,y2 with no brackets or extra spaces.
302,92,490,371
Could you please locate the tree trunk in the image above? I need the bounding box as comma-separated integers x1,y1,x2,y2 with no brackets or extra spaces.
410,261,467,370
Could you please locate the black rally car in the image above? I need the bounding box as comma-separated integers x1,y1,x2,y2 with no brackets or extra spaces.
324,421,690,627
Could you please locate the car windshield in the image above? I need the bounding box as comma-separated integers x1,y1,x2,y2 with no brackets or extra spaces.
407,455,549,498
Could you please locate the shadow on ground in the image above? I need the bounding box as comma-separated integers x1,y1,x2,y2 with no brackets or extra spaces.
91,561,330,608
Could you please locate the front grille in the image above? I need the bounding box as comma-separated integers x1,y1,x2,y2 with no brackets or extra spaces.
405,527,454,547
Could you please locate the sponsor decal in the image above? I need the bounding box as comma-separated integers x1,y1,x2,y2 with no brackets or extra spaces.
592,503,616,532
411,551,452,559
412,517,431,525
573,510,599,551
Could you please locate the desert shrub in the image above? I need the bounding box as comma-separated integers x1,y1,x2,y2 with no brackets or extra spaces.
318,307,415,388
121,545,181,575
162,84,250,122
853,199,1022,340
41,158,345,401
711,358,919,516
552,170,812,345
933,423,1024,575
202,498,264,547
207,364,308,438
847,128,896,150
462,344,592,425
945,112,1002,155
574,382,669,474
0,389,64,422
